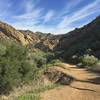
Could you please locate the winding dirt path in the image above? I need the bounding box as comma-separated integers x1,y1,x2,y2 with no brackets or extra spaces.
40,63,100,100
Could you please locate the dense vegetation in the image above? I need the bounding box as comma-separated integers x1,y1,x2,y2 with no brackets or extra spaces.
77,54,99,70
0,42,62,95
0,43,33,94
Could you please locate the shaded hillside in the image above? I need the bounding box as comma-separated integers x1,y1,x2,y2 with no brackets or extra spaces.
0,21,28,45
55,16,100,62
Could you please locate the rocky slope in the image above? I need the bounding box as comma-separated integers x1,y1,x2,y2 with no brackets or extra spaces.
0,20,60,51
20,30,61,51
0,21,28,45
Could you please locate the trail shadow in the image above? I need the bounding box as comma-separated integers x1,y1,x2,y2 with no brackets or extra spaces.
82,70,100,84
55,73,100,85
86,69,100,76
74,77,100,85
87,77,100,84
69,67,84,69
70,86,96,92
70,67,100,85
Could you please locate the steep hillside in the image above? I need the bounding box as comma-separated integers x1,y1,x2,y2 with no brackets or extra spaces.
0,21,28,45
55,16,100,61
20,30,61,51
19,30,40,44
34,32,61,51
0,20,60,51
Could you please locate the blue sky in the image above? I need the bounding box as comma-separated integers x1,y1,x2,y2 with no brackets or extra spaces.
0,0,100,34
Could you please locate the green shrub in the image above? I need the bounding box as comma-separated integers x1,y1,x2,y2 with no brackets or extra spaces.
0,43,6,56
32,66,46,79
30,53,47,68
72,55,80,64
0,44,32,94
48,59,65,68
44,52,55,63
77,54,98,68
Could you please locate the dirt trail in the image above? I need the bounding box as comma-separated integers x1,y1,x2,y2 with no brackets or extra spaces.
40,63,100,100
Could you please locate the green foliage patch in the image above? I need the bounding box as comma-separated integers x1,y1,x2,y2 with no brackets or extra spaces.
13,94,40,100
0,43,33,94
77,54,99,69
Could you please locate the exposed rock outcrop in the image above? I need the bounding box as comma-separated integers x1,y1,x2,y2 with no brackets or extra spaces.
0,21,28,45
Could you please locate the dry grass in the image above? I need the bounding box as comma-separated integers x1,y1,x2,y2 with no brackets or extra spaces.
11,84,57,100
0,75,51,100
